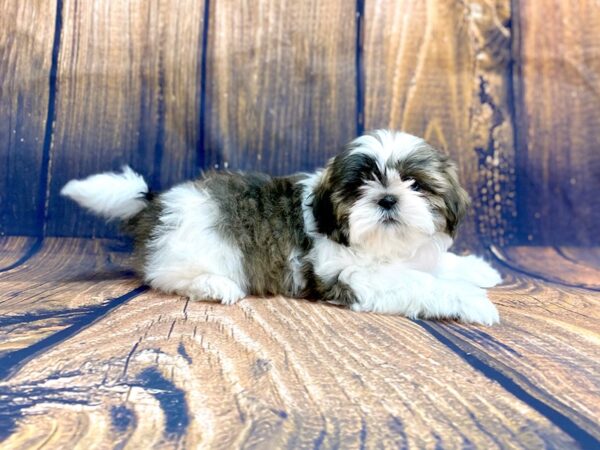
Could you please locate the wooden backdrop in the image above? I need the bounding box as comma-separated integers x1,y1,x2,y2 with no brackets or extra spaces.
1,2,600,448
1,0,598,248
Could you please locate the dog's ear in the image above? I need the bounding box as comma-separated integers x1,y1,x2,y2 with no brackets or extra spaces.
311,178,337,236
311,173,349,246
443,164,471,237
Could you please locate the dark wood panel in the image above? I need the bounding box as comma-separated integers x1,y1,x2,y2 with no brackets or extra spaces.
45,0,206,237
0,0,57,235
363,0,515,250
513,0,600,245
204,0,357,175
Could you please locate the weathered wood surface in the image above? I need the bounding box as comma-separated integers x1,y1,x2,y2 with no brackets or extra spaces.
0,237,38,272
44,0,207,237
1,237,599,448
434,276,600,442
0,238,137,358
513,0,600,245
0,0,57,235
492,246,600,290
204,0,357,175
559,246,600,268
0,0,526,248
363,0,515,250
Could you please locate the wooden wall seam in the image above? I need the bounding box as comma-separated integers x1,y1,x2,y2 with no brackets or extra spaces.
150,2,167,191
39,0,64,237
356,0,365,136
196,0,211,174
469,2,516,249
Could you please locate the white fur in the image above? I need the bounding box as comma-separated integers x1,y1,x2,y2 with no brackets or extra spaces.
304,233,500,325
435,253,503,288
143,182,247,304
348,177,435,259
350,130,426,172
406,232,453,272
60,166,149,220
346,266,499,325
300,130,502,325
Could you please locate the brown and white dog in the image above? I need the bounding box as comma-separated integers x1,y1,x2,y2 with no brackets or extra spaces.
62,130,501,325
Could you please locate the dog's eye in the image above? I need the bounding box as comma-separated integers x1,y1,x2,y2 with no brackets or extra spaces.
406,178,422,191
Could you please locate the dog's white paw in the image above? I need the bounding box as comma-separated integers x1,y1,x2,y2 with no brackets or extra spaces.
338,265,499,325
458,255,503,288
188,274,246,305
349,301,370,313
454,284,500,325
218,284,247,305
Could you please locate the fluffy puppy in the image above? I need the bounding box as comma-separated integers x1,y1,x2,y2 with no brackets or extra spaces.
62,130,501,325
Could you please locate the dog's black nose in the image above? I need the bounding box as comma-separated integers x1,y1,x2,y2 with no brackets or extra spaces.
378,195,398,210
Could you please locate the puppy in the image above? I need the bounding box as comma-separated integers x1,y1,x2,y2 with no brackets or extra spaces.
62,130,501,324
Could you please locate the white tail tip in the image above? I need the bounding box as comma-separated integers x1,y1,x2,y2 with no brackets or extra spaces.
61,166,149,220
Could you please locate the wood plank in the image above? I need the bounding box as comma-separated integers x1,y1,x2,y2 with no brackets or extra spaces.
45,0,206,238
0,237,38,271
558,246,600,269
0,290,587,447
492,245,600,290
0,238,138,357
513,0,600,245
432,272,600,444
363,0,515,250
2,240,598,446
204,0,357,175
0,0,57,235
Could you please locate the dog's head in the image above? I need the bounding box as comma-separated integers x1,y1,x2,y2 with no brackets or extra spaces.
310,130,470,257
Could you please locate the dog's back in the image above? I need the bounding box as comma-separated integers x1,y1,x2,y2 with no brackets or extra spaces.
63,168,313,300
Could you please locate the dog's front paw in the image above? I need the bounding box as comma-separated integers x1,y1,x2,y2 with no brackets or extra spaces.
454,283,500,325
349,301,372,313
218,284,247,305
188,274,246,305
459,256,503,288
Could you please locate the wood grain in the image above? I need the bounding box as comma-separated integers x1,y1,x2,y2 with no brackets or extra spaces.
433,272,600,443
0,0,57,235
558,246,600,268
513,0,600,245
0,238,137,357
0,237,37,271
45,0,206,238
363,0,515,250
1,0,600,444
2,241,600,447
204,0,357,175
492,245,600,290
0,292,583,448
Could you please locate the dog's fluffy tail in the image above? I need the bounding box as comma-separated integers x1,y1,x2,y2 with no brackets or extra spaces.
61,166,149,220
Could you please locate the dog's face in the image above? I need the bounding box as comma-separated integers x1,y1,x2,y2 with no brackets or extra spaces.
311,130,470,257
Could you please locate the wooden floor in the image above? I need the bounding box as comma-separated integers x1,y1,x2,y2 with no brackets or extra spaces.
0,238,599,449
